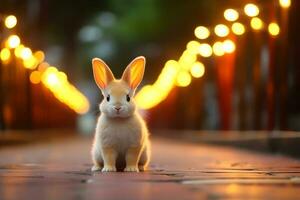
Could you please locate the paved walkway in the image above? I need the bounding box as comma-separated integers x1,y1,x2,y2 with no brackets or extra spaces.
0,136,299,200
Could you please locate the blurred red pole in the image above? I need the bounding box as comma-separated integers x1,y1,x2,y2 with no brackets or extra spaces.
215,37,236,130
0,61,4,130
267,4,277,130
278,3,290,130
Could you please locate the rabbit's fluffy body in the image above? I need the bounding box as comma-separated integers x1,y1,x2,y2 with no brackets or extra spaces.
92,107,150,170
91,57,150,172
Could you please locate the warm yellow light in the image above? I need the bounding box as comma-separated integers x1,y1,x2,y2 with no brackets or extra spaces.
222,39,236,53
250,17,264,30
232,22,245,35
135,85,163,109
213,42,225,56
7,35,20,48
268,22,280,36
154,75,174,93
194,26,210,39
45,72,59,87
23,56,37,69
224,9,239,22
4,15,17,29
34,51,45,63
214,24,229,37
30,71,41,84
176,71,191,87
165,60,179,72
14,44,24,57
279,0,291,8
0,48,11,61
161,61,179,88
20,47,32,60
40,66,90,114
198,43,213,57
58,72,68,82
244,3,259,17
38,62,50,72
190,62,205,78
179,50,197,69
186,41,201,54
46,66,58,73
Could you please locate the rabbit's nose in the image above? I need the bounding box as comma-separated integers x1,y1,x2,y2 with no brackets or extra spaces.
114,106,121,111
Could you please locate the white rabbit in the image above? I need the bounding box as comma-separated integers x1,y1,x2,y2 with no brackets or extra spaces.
91,56,150,172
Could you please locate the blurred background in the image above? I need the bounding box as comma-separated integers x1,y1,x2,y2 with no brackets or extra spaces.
0,0,299,134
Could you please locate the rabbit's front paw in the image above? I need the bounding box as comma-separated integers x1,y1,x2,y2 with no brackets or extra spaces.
102,165,116,172
124,166,139,172
91,165,102,172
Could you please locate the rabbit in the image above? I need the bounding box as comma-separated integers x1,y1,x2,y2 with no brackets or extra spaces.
91,56,150,172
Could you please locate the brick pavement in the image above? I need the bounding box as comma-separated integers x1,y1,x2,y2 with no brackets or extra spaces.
0,135,299,200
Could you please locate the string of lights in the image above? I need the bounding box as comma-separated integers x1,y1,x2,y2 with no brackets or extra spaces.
135,0,290,109
0,15,90,114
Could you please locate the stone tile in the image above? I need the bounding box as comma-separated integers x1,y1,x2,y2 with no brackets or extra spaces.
0,135,299,200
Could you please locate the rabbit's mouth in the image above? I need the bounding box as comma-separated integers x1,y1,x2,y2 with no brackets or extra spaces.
114,109,124,116
111,110,131,118
104,107,132,118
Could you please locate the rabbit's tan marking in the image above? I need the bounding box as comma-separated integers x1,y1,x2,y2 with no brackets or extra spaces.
124,146,142,172
91,56,150,172
101,147,117,172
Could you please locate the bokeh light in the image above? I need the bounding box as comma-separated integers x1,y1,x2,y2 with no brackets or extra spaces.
45,72,59,87
1,13,90,115
198,43,213,57
14,44,24,57
20,47,32,60
213,41,225,56
244,3,259,17
38,62,50,72
179,50,197,69
34,51,45,63
164,60,180,74
194,26,210,40
121,2,285,111
224,9,239,22
279,0,291,8
190,62,205,78
0,48,11,61
30,71,41,84
268,22,280,36
4,15,17,29
250,17,264,30
176,71,192,87
41,67,90,114
214,24,229,37
186,41,201,54
232,22,245,35
23,56,37,69
222,39,236,53
6,35,20,48
136,85,162,109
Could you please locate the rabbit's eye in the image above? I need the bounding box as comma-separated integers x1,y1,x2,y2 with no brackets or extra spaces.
126,94,130,102
106,95,110,102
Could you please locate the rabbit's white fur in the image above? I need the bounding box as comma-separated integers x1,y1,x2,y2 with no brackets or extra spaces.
91,56,150,172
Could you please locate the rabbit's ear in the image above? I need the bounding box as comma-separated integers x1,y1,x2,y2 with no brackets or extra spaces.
92,58,115,90
122,56,145,90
